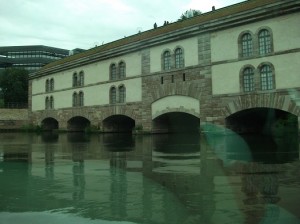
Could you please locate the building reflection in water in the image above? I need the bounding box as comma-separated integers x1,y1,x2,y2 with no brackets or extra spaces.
0,131,299,223
70,134,87,201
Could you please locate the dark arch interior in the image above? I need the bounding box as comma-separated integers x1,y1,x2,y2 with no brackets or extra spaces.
42,117,59,131
67,116,91,132
225,108,299,163
226,108,298,135
102,115,135,133
152,112,200,133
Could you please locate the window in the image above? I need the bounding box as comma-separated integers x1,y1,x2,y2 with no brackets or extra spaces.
242,33,253,57
73,92,78,107
45,96,54,109
175,48,184,68
45,96,49,109
239,28,273,58
79,71,84,86
50,78,54,91
110,87,116,104
79,91,84,106
183,73,186,81
110,64,117,80
243,67,254,92
163,51,171,70
50,96,54,109
45,79,49,92
260,65,273,90
171,75,174,83
73,73,78,87
119,62,126,79
161,77,164,84
119,85,126,103
259,29,271,55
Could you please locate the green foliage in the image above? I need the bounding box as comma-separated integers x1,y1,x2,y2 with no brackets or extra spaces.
84,125,99,133
0,68,29,106
133,124,143,131
178,9,201,21
21,124,42,133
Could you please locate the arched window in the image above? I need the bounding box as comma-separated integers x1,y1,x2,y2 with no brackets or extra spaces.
260,65,273,90
110,87,116,104
45,79,50,92
110,64,117,80
259,29,271,55
45,96,49,109
243,67,254,92
50,96,54,109
79,91,84,106
119,85,126,103
79,71,84,86
73,73,78,87
175,48,184,68
50,78,54,91
241,33,253,57
72,92,78,107
119,62,126,79
163,51,171,70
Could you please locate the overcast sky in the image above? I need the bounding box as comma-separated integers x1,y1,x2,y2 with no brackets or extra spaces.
0,0,244,50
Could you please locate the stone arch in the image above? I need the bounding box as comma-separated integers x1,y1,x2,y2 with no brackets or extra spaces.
102,106,137,122
151,95,200,120
41,117,59,130
223,92,300,118
102,114,135,133
67,116,91,131
149,83,202,104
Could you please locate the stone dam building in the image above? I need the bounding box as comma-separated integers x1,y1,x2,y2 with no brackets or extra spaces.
26,0,300,134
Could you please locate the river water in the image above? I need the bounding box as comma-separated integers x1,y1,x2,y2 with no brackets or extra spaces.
0,131,299,224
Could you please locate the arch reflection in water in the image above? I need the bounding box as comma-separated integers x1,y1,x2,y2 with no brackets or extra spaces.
0,132,299,223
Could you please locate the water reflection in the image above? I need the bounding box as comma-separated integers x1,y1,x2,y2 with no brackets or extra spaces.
0,132,299,223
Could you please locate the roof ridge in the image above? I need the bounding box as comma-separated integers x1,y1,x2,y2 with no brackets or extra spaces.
38,0,282,72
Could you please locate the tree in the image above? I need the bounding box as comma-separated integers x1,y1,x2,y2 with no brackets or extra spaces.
178,9,201,21
0,68,29,107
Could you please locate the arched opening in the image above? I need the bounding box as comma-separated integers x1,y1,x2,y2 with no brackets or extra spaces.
226,108,298,135
102,115,135,133
67,116,91,132
225,108,298,162
153,112,200,133
41,117,59,131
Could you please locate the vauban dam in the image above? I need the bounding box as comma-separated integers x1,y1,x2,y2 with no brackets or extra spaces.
1,0,300,135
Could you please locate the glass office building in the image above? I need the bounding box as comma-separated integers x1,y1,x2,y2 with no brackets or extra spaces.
0,45,69,72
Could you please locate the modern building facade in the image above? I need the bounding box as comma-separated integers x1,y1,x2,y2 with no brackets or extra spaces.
0,45,69,72
29,0,300,134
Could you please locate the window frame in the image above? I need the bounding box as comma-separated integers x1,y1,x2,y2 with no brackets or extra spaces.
241,33,253,57
258,28,272,55
119,61,126,79
175,47,184,69
259,63,275,91
110,64,117,80
242,67,255,92
163,50,171,71
110,86,117,104
73,72,78,87
118,85,126,103
79,71,84,86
